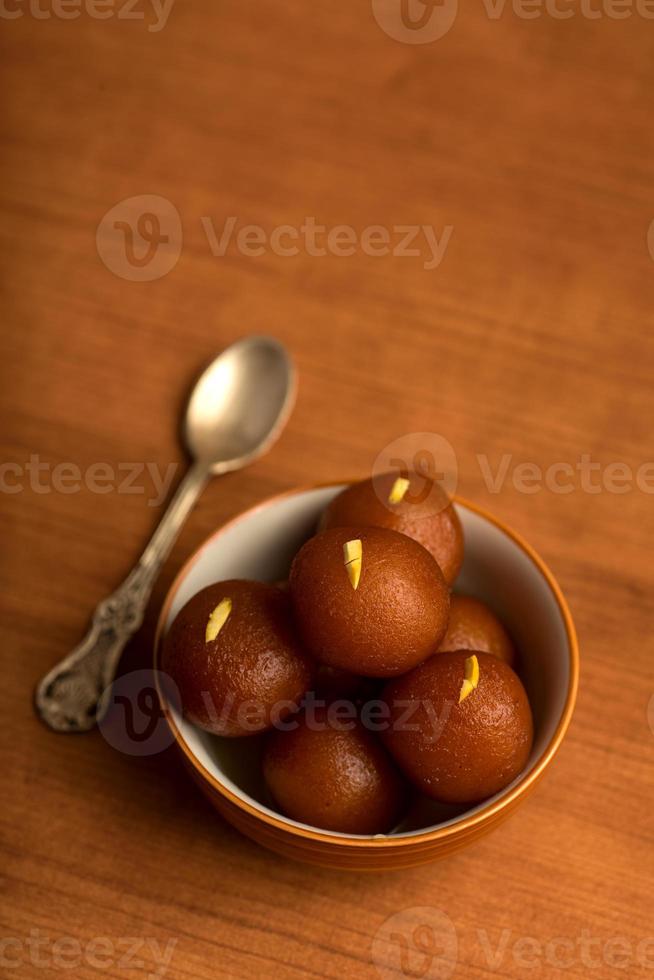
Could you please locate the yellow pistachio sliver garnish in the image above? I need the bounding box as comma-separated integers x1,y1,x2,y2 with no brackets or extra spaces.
458,654,480,704
388,476,410,505
205,597,232,643
343,538,362,590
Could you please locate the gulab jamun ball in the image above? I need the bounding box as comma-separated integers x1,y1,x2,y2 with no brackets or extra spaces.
438,594,516,666
321,472,464,586
263,707,407,834
289,526,450,677
381,651,533,804
162,580,313,737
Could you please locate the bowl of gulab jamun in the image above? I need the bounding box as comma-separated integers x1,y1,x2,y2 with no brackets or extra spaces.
154,475,578,870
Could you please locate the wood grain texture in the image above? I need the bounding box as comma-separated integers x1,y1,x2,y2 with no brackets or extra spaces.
1,1,653,977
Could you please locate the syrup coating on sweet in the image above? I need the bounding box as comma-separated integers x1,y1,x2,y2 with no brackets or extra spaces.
162,580,313,736
263,707,407,834
321,472,464,586
381,650,533,804
289,525,450,677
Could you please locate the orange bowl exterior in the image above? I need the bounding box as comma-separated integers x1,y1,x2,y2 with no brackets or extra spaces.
154,485,579,871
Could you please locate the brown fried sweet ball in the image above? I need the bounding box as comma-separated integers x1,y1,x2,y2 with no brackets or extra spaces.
438,594,516,666
263,706,407,834
381,651,533,804
289,526,450,677
321,472,464,586
162,580,313,737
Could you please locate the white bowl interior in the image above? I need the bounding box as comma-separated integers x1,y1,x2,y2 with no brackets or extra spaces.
162,486,572,839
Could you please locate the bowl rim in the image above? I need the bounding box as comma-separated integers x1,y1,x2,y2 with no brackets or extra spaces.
154,481,579,849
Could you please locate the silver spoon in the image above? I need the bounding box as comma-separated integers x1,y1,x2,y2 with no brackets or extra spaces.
35,336,296,733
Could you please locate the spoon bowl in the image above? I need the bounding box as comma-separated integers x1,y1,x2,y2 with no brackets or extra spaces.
185,336,296,473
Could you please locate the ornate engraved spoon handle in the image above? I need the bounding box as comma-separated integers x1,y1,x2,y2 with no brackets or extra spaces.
34,463,208,732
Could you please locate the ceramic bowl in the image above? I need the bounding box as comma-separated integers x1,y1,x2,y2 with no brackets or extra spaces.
154,484,578,871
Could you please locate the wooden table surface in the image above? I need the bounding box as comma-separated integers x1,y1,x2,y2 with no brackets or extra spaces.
2,2,654,977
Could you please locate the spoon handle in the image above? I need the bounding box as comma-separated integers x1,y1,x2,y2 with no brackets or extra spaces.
34,462,208,733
